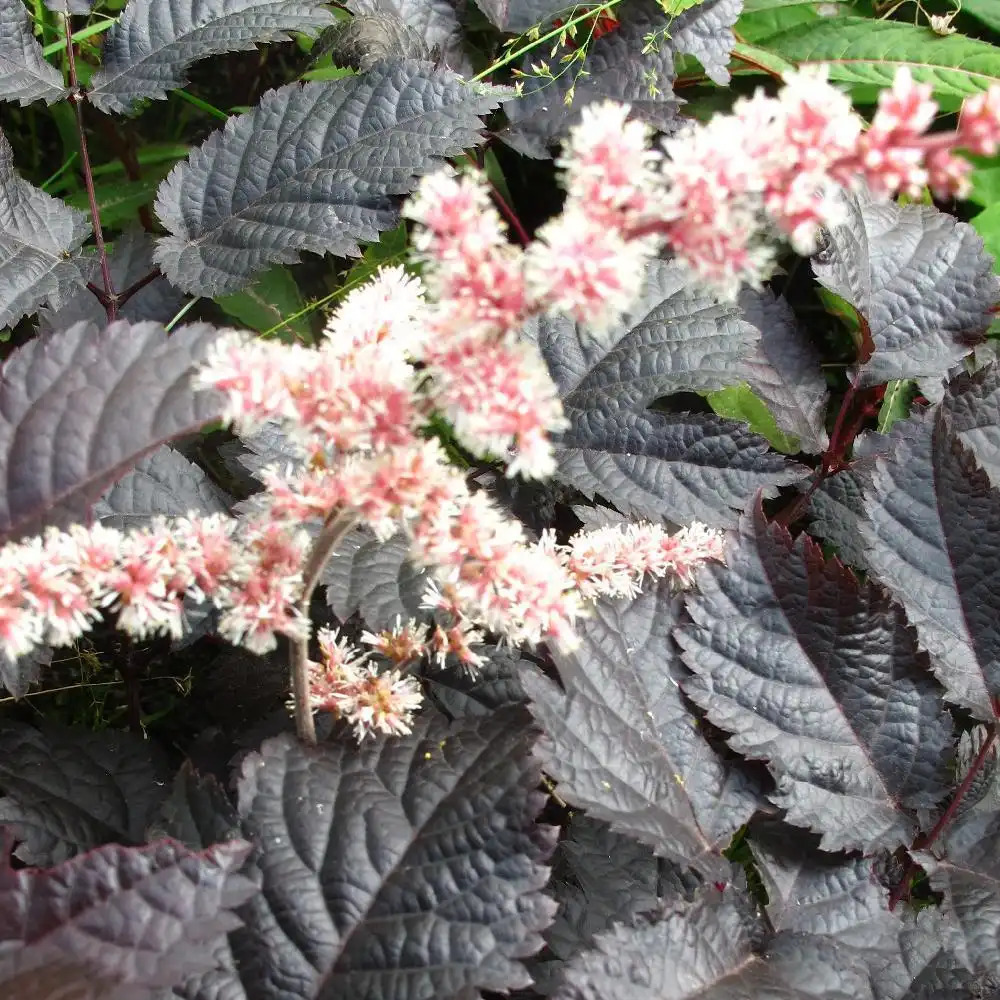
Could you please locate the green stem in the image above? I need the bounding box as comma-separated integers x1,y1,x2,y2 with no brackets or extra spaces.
469,0,624,84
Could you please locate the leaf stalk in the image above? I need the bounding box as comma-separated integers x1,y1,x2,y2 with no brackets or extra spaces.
888,703,1000,911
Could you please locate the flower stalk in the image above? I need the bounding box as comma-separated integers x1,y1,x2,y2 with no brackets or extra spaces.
289,510,360,744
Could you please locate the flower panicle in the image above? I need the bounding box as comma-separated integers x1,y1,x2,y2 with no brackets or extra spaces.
299,511,725,739
303,626,424,740
548,519,727,602
407,68,1000,316
0,512,309,662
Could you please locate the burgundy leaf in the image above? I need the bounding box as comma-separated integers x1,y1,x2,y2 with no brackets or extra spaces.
185,708,557,1000
0,835,255,999
812,188,999,388
862,405,1000,719
678,503,953,853
0,319,225,542
553,885,873,1000
523,579,761,874
0,721,171,866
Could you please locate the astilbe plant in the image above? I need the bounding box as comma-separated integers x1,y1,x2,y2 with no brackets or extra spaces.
3,1,1000,999
4,69,996,741
1,64,997,742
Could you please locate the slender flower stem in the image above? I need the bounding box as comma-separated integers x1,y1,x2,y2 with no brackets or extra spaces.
468,0,624,84
289,509,360,744
118,636,143,735
63,14,117,322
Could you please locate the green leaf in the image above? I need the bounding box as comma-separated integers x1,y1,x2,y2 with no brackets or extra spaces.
41,17,116,57
970,203,1000,275
897,186,934,206
215,266,314,344
299,63,356,82
817,289,862,332
877,379,916,434
66,169,172,229
47,143,188,199
967,154,1000,210
172,88,229,121
736,4,825,45
742,0,847,9
757,16,1000,98
731,40,796,77
953,198,999,336
816,287,865,356
706,384,800,454
962,0,1000,33
91,144,190,177
482,148,514,217
334,221,410,302
659,0,707,13
737,0,852,8
49,102,81,178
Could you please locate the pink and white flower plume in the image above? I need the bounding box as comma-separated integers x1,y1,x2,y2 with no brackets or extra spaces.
3,62,986,741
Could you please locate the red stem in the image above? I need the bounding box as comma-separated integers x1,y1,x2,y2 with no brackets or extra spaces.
64,13,117,323
920,722,998,848
490,180,531,246
888,705,1000,911
486,177,531,246
773,379,867,527
117,268,161,310
462,151,531,246
834,385,885,460
823,380,860,471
